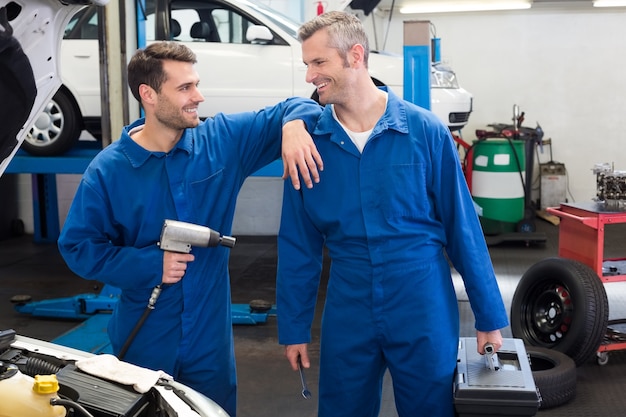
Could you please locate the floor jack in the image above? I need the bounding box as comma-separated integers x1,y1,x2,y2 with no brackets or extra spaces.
12,285,276,354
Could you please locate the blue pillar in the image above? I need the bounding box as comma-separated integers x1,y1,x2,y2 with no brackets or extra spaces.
403,21,432,111
136,0,146,48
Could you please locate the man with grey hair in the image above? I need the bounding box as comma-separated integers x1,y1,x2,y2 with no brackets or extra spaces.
276,11,508,417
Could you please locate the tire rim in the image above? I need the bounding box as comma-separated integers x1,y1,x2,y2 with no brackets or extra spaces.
26,100,64,147
523,281,574,346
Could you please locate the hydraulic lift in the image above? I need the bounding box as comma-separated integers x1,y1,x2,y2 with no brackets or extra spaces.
12,284,276,354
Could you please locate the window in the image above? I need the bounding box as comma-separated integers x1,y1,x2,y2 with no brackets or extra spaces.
64,6,99,40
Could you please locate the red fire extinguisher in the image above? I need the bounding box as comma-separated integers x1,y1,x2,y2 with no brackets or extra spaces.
316,1,325,15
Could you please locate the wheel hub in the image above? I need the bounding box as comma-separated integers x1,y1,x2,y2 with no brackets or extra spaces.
530,285,573,344
35,112,52,130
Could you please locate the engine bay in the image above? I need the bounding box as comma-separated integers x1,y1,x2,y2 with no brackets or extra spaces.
0,329,217,417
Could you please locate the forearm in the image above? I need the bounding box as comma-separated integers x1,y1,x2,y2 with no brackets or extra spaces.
58,183,163,290
59,235,163,290
280,98,323,189
280,97,322,131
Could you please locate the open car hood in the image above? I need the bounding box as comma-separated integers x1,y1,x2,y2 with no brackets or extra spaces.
1,329,230,416
0,0,108,176
345,0,382,16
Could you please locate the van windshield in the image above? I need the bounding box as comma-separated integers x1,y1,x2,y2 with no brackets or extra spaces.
242,0,301,39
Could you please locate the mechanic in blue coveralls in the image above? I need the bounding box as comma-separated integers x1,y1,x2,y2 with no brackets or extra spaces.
58,41,323,417
276,12,509,417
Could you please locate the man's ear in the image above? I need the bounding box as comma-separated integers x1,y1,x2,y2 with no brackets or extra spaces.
138,83,156,105
349,43,366,68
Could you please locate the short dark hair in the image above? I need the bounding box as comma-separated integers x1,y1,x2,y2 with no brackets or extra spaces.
127,41,197,103
298,11,369,68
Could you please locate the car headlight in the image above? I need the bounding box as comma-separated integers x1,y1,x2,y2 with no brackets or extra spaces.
431,64,460,89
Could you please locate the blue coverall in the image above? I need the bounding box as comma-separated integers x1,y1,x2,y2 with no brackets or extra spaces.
58,98,320,417
277,88,509,417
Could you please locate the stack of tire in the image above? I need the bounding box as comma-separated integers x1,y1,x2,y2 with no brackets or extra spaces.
510,257,609,409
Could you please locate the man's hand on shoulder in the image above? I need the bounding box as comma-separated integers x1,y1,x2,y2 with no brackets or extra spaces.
281,120,323,190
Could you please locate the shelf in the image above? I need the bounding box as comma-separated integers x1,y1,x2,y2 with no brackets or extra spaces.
5,141,102,174
6,141,283,176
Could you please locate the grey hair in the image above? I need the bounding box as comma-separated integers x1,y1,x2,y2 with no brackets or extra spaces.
298,11,370,68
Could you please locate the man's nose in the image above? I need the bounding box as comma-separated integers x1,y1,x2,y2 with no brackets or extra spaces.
193,86,205,102
305,67,316,84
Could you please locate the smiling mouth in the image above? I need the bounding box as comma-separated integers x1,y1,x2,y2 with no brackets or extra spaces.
315,81,329,92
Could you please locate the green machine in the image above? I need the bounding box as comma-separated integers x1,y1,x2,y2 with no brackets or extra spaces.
465,106,547,245
470,139,525,235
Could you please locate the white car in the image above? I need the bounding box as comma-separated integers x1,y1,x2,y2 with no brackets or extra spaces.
21,0,473,156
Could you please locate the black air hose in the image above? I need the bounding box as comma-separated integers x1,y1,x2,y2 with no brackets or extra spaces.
19,357,61,377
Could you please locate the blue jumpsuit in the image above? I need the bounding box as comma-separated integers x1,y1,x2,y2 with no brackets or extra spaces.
277,88,509,417
58,98,320,417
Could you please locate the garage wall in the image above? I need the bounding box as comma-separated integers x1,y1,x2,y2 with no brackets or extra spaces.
17,4,626,236
364,5,626,203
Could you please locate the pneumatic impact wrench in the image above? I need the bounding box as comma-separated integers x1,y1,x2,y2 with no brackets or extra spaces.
117,220,236,360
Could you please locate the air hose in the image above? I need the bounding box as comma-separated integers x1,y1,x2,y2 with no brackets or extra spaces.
117,285,162,361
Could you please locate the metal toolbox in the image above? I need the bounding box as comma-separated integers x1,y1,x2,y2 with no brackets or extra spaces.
454,338,540,417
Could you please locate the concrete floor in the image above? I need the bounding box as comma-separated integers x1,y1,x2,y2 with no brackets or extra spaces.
2,218,626,416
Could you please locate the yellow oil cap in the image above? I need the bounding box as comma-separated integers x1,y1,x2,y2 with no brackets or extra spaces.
32,374,60,394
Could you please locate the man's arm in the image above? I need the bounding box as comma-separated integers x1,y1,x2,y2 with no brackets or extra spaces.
281,120,323,190
276,180,324,348
276,98,323,190
227,97,322,188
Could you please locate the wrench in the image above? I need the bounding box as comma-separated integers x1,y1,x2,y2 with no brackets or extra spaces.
297,357,312,399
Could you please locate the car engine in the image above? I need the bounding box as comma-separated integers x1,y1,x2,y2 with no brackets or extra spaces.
594,163,626,206
0,329,194,417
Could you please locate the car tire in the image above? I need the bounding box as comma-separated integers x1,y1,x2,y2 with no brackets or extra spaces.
511,257,608,366
23,89,82,156
527,346,577,409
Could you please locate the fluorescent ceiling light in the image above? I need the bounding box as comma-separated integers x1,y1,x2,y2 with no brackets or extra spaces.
593,0,626,7
400,1,532,14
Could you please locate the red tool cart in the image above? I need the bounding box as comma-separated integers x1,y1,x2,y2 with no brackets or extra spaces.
510,163,626,366
545,201,626,365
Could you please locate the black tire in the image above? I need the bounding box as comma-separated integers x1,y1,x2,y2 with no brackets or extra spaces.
23,89,82,156
511,257,608,366
516,218,536,233
527,346,577,409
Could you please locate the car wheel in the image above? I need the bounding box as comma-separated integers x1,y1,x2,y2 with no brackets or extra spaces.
22,89,81,156
511,257,608,366
527,346,576,409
